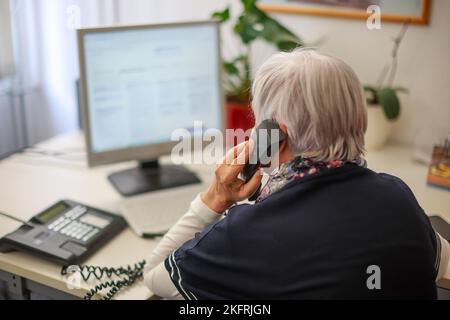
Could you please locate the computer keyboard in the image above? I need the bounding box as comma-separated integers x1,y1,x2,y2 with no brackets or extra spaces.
119,184,207,237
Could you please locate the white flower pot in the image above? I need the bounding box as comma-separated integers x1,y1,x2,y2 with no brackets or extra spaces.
365,104,393,151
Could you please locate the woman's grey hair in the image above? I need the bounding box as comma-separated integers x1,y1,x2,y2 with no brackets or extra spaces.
251,48,367,161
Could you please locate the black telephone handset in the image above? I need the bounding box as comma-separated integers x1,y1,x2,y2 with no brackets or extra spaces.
242,119,287,183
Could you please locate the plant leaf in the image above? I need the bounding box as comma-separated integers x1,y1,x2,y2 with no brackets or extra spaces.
259,18,300,50
277,40,301,51
235,1,303,48
241,0,258,12
234,14,261,44
221,0,304,100
223,61,239,76
212,7,230,22
254,5,304,48
363,85,379,104
378,88,400,120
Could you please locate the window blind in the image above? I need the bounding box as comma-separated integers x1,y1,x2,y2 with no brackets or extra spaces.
0,0,15,78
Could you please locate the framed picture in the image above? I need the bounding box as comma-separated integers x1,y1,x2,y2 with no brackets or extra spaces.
258,0,431,25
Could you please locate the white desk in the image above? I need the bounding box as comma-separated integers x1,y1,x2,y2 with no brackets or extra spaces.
0,131,449,299
0,131,214,299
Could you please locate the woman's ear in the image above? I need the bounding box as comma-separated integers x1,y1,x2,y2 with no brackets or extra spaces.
278,123,294,163
279,123,288,135
278,123,289,152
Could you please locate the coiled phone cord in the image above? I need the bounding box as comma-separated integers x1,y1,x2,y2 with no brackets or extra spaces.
61,260,147,300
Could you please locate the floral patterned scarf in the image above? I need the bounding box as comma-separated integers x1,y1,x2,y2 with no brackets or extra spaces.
255,156,367,203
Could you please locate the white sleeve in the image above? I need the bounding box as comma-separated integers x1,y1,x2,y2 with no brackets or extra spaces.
144,193,222,299
436,232,450,281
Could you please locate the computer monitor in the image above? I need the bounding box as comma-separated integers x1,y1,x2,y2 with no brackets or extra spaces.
78,21,224,197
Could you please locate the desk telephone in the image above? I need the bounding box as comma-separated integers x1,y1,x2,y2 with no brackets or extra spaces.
0,200,146,299
0,200,126,265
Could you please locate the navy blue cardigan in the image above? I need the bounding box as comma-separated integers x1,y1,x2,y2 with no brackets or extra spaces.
165,164,439,299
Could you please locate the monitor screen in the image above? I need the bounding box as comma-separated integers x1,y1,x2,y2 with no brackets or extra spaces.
81,22,222,154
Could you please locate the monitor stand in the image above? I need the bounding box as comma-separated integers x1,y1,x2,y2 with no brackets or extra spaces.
108,159,201,197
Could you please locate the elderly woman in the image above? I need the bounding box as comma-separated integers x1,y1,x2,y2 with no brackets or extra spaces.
144,49,449,299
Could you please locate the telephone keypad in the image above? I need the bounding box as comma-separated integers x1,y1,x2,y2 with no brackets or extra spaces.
48,206,100,242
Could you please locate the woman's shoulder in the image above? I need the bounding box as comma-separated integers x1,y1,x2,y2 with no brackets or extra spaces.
228,165,424,219
367,170,421,203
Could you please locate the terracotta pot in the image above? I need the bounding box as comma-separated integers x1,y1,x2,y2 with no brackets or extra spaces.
365,104,393,151
226,100,255,132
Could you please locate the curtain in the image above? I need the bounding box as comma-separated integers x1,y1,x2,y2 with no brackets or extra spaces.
0,0,119,154
2,0,236,155
0,0,15,78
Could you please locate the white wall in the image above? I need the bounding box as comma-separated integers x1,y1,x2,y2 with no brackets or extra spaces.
251,0,450,149
16,0,450,150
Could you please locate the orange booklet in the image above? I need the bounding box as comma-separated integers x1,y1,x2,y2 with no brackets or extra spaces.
427,140,450,190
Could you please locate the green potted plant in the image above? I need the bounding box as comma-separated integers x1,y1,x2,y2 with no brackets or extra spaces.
364,22,409,150
212,0,303,131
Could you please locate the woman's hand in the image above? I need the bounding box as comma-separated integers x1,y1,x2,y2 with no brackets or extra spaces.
201,141,263,214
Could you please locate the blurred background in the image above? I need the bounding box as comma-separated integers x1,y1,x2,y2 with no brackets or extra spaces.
0,0,449,159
